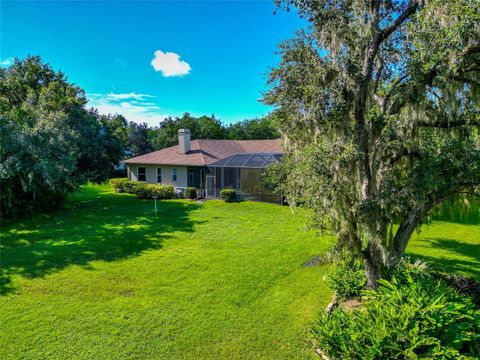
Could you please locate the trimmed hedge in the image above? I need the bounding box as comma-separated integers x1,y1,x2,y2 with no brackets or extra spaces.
109,178,129,192
133,183,175,199
220,189,236,203
184,187,197,199
109,178,174,199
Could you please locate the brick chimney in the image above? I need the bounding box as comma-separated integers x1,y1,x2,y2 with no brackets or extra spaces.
178,128,191,154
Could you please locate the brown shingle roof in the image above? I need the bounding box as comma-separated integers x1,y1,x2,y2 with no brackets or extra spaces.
124,139,284,166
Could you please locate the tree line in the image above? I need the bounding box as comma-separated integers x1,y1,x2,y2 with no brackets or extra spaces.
116,112,278,156
0,56,277,219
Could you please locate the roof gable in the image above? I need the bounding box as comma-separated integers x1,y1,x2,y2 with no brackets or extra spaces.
124,139,284,166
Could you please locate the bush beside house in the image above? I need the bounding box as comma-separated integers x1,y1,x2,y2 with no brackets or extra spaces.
220,189,236,203
184,187,197,199
109,178,174,199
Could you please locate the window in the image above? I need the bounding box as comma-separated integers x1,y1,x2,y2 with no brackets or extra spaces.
138,167,146,182
157,168,162,183
172,168,177,181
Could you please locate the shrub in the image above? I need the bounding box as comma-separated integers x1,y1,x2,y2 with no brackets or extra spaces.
329,259,366,300
184,187,197,199
313,265,480,359
109,178,129,192
220,189,236,203
112,180,175,200
132,183,174,199
123,181,142,194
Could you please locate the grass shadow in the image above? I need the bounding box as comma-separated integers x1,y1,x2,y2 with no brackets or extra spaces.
429,198,480,225
408,237,480,280
0,185,202,295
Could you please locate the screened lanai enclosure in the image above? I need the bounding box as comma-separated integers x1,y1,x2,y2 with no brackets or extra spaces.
206,153,283,203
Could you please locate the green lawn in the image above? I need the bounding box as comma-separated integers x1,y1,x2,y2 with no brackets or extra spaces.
1,184,479,359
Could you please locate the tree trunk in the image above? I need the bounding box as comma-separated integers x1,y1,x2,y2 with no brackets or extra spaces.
363,247,380,290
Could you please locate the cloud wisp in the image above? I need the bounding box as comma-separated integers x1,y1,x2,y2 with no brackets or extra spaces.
0,57,14,68
87,92,168,127
151,50,191,77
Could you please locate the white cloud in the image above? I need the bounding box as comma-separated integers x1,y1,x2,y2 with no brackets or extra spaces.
105,92,155,100
151,50,191,77
0,57,14,68
87,92,169,127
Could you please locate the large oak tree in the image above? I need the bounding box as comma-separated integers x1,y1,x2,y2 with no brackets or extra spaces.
265,0,480,287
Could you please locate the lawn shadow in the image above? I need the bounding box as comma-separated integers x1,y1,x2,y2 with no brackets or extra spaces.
407,237,480,280
429,198,480,225
0,186,203,295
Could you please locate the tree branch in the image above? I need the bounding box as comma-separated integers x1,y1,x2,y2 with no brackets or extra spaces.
381,74,409,113
463,42,480,56
416,119,475,128
380,1,420,42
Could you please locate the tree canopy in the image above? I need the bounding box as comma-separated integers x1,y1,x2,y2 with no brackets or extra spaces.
265,0,480,287
0,56,124,219
149,113,279,150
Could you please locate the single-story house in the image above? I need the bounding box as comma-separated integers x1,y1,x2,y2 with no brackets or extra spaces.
124,129,284,202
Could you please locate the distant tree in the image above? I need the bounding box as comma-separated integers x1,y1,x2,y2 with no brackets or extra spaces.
128,122,153,155
0,56,123,218
197,115,226,139
226,118,279,140
101,114,129,146
265,0,480,287
150,113,225,149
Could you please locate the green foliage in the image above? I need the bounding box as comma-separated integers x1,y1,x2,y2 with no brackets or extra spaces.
265,0,480,281
149,113,279,150
128,182,174,199
220,189,237,203
150,113,225,150
313,265,480,359
329,259,366,300
128,122,153,155
434,272,480,307
109,178,129,192
0,56,123,219
184,187,197,199
108,179,174,199
121,180,140,194
225,117,279,140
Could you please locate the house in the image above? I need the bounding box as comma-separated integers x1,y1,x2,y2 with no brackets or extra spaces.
124,129,284,202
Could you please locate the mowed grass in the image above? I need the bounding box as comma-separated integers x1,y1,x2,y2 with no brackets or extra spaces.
406,200,480,280
0,184,334,359
1,184,479,359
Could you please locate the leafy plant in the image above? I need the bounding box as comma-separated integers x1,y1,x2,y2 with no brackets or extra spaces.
132,183,174,199
109,178,129,192
312,266,480,359
110,179,174,199
184,187,197,199
329,259,366,300
220,189,236,203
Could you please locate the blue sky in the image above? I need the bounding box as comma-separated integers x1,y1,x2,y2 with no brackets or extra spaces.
1,1,304,126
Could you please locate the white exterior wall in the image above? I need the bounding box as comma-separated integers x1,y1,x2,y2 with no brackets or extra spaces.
127,165,188,188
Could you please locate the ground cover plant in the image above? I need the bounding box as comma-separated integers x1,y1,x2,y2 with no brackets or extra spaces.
0,184,478,359
313,263,480,359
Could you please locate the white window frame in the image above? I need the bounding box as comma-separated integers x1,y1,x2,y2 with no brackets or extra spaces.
157,168,162,183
